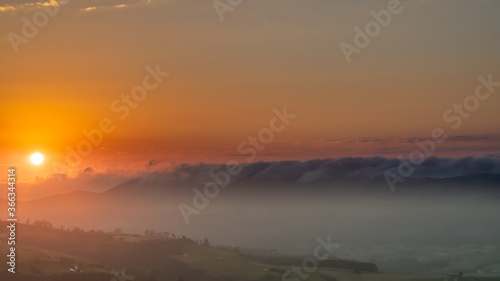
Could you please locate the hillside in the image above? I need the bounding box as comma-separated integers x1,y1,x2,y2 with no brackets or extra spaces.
0,221,471,281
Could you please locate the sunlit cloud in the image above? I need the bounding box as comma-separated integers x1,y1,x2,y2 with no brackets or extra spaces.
82,6,97,12
0,5,15,12
75,0,160,13
0,0,156,13
0,0,63,12
39,0,59,7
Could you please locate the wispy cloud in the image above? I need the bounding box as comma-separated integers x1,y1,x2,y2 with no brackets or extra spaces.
82,6,96,12
78,0,160,12
0,0,63,12
0,5,15,12
322,137,393,145
1,0,158,13
40,0,60,7
145,159,169,170
322,135,497,145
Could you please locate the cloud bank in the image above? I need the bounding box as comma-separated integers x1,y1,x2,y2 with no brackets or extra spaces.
7,156,500,200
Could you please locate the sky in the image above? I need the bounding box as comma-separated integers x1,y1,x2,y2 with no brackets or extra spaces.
1,0,500,183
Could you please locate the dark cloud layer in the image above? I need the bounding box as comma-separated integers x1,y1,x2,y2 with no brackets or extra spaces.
7,156,500,201
151,156,500,186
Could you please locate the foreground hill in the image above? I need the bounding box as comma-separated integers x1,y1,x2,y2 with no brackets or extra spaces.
0,222,465,281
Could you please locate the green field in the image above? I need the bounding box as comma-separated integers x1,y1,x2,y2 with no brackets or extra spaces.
1,222,500,281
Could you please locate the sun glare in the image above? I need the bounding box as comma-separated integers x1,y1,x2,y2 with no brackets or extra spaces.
31,153,44,165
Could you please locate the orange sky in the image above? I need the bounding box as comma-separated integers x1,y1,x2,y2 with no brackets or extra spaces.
1,0,500,182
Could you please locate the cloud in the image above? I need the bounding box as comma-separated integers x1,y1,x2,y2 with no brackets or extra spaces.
322,137,393,145
145,159,165,169
0,0,159,13
77,0,163,12
83,166,95,174
147,156,500,184
0,0,64,12
76,0,162,12
40,0,60,7
0,5,15,12
322,135,497,145
0,168,133,200
4,156,499,201
82,6,96,11
112,156,500,187
440,135,493,142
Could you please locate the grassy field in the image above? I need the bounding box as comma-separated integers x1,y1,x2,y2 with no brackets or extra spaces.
2,222,500,281
176,243,451,281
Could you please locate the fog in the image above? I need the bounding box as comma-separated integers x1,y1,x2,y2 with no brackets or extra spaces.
7,157,499,275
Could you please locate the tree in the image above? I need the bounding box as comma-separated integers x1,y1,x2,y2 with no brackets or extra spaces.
203,237,210,247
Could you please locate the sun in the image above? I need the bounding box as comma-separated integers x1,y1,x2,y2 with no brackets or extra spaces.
31,153,44,165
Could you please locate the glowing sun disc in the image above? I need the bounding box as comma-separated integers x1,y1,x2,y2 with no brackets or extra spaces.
31,153,44,165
